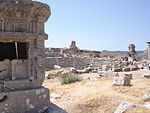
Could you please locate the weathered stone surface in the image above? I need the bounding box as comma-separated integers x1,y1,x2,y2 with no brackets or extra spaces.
130,65,138,71
128,44,137,61
69,41,79,50
113,76,131,86
113,68,122,72
124,73,132,79
54,65,62,70
142,94,150,101
144,102,150,109
143,74,150,79
70,67,77,73
147,42,150,60
0,59,11,80
122,67,130,72
0,88,50,113
0,0,51,112
76,68,89,74
102,65,109,71
48,103,67,113
99,72,115,77
114,102,136,113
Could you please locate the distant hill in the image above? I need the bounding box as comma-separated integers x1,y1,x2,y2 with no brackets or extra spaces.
101,50,147,59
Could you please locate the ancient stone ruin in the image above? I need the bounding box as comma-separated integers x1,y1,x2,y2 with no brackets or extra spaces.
128,44,137,61
0,0,51,112
63,41,81,55
69,41,79,50
147,42,150,60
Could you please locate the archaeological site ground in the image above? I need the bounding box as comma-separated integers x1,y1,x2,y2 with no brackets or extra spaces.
43,41,150,113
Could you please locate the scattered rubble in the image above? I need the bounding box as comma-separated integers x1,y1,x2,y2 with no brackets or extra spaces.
114,102,137,113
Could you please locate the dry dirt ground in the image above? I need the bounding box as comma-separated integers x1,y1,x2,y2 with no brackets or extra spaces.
43,69,150,113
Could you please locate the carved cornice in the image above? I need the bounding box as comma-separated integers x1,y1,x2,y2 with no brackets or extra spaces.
0,0,51,22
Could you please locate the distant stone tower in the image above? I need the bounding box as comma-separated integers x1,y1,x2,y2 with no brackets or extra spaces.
128,44,137,61
68,41,80,54
70,41,79,50
147,42,150,60
0,0,51,112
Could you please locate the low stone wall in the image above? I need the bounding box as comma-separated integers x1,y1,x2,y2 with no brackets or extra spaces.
45,57,90,70
45,57,111,71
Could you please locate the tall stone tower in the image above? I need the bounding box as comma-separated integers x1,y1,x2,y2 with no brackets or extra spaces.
147,42,150,60
128,44,137,61
0,0,51,113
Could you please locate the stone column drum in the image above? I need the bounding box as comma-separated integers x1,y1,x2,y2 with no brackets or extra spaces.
0,0,51,113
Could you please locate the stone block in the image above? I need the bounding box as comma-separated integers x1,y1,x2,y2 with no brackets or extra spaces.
12,60,28,80
144,102,150,109
0,59,11,80
143,74,150,79
142,94,150,101
124,73,132,79
114,102,136,113
113,68,122,72
113,76,131,86
0,88,50,113
122,67,130,72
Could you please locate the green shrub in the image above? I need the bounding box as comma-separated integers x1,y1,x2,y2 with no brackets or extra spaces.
90,53,101,58
59,73,82,85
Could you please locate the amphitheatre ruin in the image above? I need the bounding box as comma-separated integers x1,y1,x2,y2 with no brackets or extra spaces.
0,0,150,113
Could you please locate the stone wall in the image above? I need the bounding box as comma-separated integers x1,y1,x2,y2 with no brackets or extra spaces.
45,57,90,70
45,57,112,70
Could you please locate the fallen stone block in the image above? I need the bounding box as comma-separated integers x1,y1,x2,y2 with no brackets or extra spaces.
144,102,150,109
143,74,150,79
113,68,122,72
124,73,132,79
50,94,61,99
142,94,150,101
113,76,131,86
54,65,62,70
76,68,89,74
102,65,109,71
91,70,97,73
45,73,54,79
70,67,77,73
122,67,130,72
114,102,137,113
130,65,138,71
99,72,115,77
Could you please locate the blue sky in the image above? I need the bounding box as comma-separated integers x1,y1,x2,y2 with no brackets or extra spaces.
38,0,150,51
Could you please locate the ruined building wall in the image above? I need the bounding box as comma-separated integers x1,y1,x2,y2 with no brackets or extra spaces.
45,57,111,70
147,42,150,60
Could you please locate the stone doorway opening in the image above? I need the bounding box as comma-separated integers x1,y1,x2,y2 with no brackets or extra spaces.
0,42,28,61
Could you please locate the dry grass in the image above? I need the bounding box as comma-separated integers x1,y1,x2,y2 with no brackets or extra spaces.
111,79,150,104
44,72,150,113
126,107,150,113
72,94,122,113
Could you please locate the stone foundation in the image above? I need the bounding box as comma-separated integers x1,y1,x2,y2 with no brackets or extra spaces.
0,88,50,113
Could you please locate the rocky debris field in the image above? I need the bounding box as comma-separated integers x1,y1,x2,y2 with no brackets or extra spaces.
44,69,150,113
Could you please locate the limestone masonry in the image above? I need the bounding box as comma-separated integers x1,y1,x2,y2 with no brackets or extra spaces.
0,0,51,113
